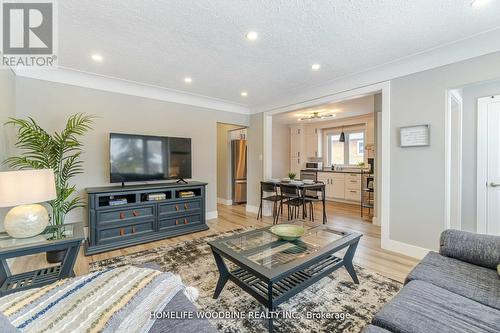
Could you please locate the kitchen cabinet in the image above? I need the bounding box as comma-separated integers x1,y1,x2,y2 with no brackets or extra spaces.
290,126,304,159
290,158,302,176
317,172,361,202
305,127,322,158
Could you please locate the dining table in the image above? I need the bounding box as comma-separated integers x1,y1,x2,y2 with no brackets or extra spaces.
264,180,327,224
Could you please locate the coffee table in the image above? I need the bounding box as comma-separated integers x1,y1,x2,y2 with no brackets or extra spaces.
208,220,362,332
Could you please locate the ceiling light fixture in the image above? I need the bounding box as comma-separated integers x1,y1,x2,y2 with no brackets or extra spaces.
184,77,192,83
91,54,103,62
245,31,258,41
311,64,321,71
241,91,248,97
298,111,335,121
470,0,491,7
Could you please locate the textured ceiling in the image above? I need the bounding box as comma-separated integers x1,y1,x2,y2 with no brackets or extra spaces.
58,0,500,108
273,95,375,124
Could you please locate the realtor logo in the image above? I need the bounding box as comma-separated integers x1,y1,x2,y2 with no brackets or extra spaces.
1,0,57,67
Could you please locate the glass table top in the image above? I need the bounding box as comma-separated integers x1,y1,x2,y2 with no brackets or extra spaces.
0,224,78,250
221,222,348,269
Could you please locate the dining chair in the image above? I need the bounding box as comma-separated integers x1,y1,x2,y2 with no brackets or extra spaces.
257,181,282,224
302,183,324,222
279,183,303,221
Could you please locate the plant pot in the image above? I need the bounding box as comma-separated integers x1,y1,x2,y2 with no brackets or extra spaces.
46,249,67,263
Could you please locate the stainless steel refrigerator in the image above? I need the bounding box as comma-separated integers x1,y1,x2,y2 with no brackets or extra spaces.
231,139,247,204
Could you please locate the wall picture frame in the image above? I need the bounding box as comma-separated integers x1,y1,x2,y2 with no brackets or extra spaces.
399,124,430,147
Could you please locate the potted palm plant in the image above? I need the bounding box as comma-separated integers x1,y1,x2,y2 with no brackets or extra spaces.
4,113,95,263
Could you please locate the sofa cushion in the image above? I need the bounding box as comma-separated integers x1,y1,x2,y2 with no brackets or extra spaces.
362,324,392,333
440,229,500,269
406,251,500,310
373,280,500,333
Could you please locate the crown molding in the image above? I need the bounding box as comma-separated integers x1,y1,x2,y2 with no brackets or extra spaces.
12,66,250,115
252,27,500,114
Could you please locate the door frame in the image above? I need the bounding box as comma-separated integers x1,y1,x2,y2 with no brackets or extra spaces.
262,81,393,253
444,89,463,230
477,95,500,233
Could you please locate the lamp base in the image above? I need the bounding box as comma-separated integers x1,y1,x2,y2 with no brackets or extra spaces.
4,204,49,238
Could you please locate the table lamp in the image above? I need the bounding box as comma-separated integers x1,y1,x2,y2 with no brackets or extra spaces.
0,169,57,238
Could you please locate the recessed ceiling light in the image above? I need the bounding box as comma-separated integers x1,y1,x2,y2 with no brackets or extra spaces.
470,0,491,8
245,31,258,41
241,91,248,97
311,63,321,71
91,54,103,62
184,77,192,83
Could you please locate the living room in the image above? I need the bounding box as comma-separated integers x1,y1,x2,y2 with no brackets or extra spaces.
0,1,499,333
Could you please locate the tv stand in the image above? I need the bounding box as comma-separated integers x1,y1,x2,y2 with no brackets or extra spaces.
176,178,188,184
84,181,208,255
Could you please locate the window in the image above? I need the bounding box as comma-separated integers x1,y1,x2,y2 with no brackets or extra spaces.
327,130,365,166
329,134,345,165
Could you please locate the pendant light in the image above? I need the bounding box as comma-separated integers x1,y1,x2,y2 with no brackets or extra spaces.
339,126,345,142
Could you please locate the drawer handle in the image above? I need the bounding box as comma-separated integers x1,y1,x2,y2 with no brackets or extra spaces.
175,204,180,211
119,228,125,236
132,210,139,217
184,218,188,224
184,203,189,210
350,180,357,183
350,190,357,193
119,212,125,220
132,227,136,234
175,219,179,225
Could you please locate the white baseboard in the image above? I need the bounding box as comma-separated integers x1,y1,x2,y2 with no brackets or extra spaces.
206,211,218,220
217,198,233,205
372,216,380,226
245,205,259,214
381,238,430,260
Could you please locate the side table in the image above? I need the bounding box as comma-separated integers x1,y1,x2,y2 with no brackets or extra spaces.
0,223,84,297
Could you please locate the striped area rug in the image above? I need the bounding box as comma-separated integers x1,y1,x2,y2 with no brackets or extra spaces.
0,265,184,333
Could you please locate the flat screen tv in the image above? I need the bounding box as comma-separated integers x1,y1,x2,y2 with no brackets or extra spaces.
109,133,192,183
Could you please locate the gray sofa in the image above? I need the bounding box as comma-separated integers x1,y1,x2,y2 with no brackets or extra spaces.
364,229,500,333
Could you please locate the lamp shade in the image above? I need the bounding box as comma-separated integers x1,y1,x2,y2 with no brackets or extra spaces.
0,169,57,207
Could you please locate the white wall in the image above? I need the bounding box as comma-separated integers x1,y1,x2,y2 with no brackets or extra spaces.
0,69,16,227
390,52,500,250
271,121,289,178
13,77,249,223
246,113,263,212
461,79,500,232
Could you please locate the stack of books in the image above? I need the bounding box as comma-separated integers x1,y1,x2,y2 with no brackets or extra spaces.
109,198,128,206
147,193,167,201
179,191,195,198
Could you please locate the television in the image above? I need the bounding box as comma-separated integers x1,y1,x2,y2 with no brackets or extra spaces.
109,133,192,183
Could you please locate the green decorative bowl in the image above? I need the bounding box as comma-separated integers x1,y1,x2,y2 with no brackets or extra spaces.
270,224,305,241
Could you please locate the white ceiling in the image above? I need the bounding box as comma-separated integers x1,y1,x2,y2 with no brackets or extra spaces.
273,95,375,124
57,0,500,109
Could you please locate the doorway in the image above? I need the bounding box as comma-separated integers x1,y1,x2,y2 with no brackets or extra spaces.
216,123,247,206
477,94,500,235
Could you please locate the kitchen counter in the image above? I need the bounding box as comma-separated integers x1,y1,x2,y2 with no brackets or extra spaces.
301,169,370,174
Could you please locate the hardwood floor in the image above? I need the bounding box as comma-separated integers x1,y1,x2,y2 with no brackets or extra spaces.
11,201,419,283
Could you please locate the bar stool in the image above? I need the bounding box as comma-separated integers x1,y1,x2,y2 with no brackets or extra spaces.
257,181,282,224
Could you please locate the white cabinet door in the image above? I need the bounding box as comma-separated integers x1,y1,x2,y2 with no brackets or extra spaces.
331,178,345,199
289,158,302,176
290,126,303,159
305,133,318,158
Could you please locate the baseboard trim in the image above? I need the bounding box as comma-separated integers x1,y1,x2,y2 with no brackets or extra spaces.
245,205,259,215
381,238,430,260
217,198,233,205
206,211,218,220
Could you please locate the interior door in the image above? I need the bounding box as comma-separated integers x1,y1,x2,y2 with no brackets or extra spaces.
478,95,500,235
